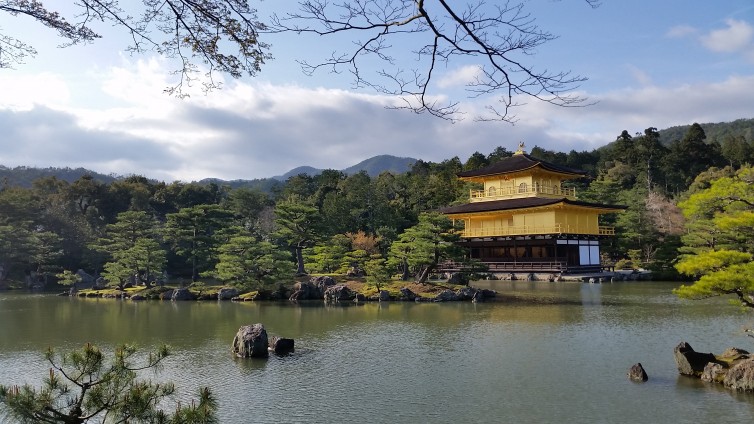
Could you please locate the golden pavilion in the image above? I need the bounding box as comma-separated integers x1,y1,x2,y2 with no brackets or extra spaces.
439,143,624,274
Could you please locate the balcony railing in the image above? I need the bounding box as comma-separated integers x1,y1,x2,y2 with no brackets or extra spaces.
461,224,615,238
470,185,576,202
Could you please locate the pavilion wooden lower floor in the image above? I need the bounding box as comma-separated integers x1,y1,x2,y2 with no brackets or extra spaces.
445,234,612,274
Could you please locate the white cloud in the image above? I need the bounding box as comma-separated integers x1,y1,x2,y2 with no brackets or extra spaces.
1,59,753,182
437,65,483,88
700,19,754,53
626,65,653,86
0,72,70,110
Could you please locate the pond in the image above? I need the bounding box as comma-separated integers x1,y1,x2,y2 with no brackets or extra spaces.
1,281,753,423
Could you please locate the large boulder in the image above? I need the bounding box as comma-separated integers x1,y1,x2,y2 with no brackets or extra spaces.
93,277,108,290
471,290,485,302
312,276,337,291
324,284,354,302
289,281,318,301
378,290,390,302
217,287,239,300
673,342,718,377
723,358,754,391
399,287,417,301
672,344,753,392
434,289,459,302
171,287,197,301
455,287,478,301
290,276,337,301
232,324,269,358
75,269,96,288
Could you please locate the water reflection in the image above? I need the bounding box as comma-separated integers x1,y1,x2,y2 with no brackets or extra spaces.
1,283,754,423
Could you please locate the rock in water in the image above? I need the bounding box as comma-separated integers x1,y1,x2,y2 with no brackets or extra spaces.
627,363,648,382
723,358,754,391
701,363,726,383
232,324,269,358
270,336,295,355
673,342,717,376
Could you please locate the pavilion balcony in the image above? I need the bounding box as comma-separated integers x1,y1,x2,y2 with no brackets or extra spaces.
469,185,576,202
437,260,613,274
460,224,615,238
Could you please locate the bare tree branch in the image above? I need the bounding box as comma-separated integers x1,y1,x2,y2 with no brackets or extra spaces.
0,0,271,96
272,0,597,122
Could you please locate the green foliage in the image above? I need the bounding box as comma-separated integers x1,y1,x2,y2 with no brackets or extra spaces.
364,255,391,292
674,165,754,308
0,343,217,423
4,128,754,288
674,261,754,308
614,258,634,270
209,232,294,290
274,198,323,275
663,123,725,192
675,250,751,276
92,211,166,289
164,205,234,281
304,235,349,273
388,212,464,284
223,187,271,235
56,270,82,287
677,166,754,253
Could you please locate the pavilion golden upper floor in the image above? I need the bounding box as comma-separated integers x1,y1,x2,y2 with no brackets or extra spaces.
440,144,624,239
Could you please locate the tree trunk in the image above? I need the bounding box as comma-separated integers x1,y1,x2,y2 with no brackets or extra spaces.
295,246,306,275
416,264,434,284
400,259,410,281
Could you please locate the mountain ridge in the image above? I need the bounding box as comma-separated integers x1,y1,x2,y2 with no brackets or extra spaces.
272,154,417,181
0,155,418,189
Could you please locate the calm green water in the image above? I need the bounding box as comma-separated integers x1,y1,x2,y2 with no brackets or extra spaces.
1,281,754,423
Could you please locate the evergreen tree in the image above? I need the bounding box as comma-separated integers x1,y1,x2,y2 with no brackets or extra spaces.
273,198,323,275
92,211,166,289
210,230,293,290
164,205,234,282
0,344,217,423
388,212,464,284
664,123,724,192
674,166,754,308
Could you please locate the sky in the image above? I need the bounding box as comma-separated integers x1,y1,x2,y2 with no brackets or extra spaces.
0,0,753,182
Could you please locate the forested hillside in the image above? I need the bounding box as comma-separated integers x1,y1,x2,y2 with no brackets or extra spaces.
1,121,753,291
658,118,754,146
0,166,116,188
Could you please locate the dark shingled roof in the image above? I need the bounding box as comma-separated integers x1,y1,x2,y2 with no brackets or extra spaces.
439,197,626,215
457,153,587,179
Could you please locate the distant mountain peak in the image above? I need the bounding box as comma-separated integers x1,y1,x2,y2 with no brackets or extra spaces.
273,154,417,181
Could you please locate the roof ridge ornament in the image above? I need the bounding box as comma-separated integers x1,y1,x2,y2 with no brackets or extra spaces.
514,142,526,155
